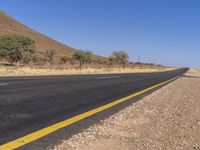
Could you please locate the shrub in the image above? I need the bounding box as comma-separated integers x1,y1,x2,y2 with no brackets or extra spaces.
46,49,56,64
32,55,40,63
22,53,32,64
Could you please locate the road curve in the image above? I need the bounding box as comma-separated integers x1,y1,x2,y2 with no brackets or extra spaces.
0,68,188,149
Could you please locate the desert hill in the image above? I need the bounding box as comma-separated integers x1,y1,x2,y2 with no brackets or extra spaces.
0,11,76,62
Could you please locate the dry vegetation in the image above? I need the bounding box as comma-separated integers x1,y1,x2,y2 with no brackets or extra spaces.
188,68,200,74
0,11,176,76
0,65,174,77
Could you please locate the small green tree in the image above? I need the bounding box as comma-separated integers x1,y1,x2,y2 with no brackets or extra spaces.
46,49,56,65
110,50,129,69
73,50,92,70
0,34,35,66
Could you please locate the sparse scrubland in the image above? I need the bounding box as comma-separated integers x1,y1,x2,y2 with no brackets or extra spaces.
0,34,173,76
0,11,175,77
0,66,174,77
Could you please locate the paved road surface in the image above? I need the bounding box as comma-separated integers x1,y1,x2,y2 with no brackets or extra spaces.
0,68,188,149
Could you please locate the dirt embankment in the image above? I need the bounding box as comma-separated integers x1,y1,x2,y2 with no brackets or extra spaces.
53,69,200,150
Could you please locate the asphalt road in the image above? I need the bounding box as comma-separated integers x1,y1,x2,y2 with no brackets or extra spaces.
0,68,188,149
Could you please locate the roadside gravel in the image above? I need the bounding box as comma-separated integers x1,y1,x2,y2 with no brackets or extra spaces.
53,71,200,150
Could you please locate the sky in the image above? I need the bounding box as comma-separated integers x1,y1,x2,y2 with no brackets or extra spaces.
0,0,200,68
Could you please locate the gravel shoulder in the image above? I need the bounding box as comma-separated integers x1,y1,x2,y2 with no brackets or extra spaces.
53,70,200,150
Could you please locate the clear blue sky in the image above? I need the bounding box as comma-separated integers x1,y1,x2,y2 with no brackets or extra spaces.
1,0,200,67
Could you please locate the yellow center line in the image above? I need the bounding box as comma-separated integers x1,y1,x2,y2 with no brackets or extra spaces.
0,76,180,150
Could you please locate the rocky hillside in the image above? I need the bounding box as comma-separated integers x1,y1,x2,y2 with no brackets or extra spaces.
0,11,76,62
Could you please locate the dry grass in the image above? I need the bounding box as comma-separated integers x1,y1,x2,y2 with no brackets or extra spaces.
0,66,175,77
188,68,200,74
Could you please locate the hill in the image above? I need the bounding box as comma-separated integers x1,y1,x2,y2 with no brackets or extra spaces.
0,11,76,62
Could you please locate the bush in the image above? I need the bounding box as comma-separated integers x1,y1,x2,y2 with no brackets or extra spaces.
108,56,115,67
135,61,142,65
32,55,40,63
60,56,71,64
22,53,32,64
46,49,56,64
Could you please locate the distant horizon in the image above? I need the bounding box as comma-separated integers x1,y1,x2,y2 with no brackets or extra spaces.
0,0,200,68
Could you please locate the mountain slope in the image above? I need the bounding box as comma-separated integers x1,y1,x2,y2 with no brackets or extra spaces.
0,11,75,61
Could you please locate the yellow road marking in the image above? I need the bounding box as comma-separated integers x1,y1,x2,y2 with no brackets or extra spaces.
0,76,179,150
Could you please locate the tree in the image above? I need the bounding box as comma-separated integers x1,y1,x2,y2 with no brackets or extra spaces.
73,50,92,70
110,50,129,69
60,56,74,64
0,34,35,66
46,49,56,64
